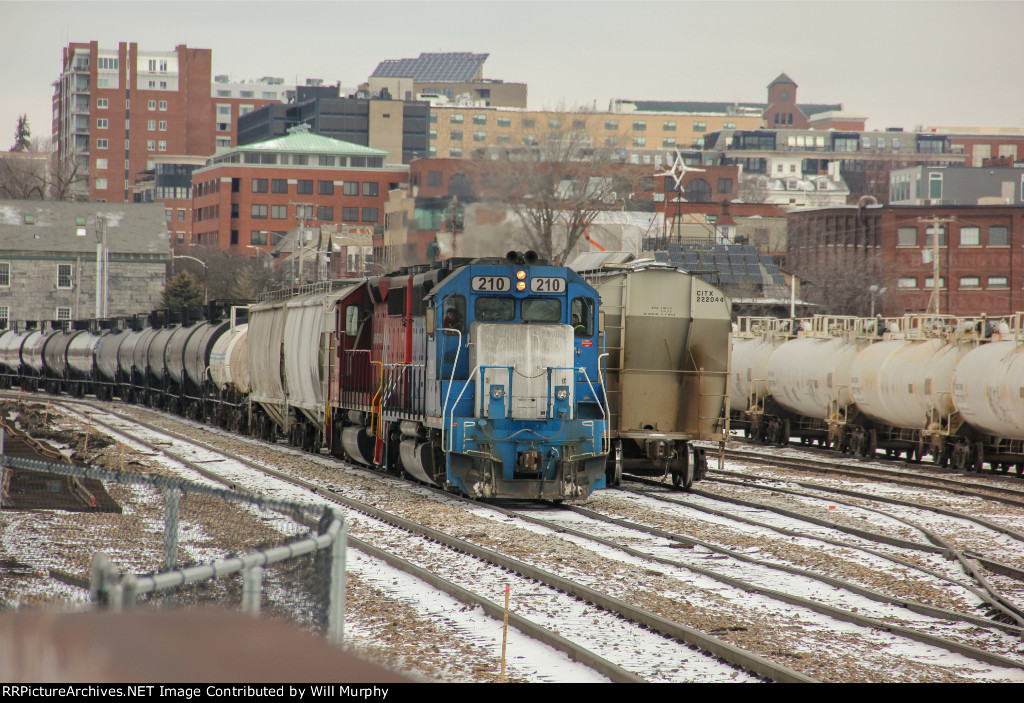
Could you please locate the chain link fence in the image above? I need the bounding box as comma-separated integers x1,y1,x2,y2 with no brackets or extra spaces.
0,453,346,643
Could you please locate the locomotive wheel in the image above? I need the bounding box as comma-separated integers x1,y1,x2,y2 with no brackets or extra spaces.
605,441,623,487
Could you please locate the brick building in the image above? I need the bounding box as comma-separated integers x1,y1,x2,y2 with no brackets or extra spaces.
189,127,408,257
787,204,1024,316
53,42,288,204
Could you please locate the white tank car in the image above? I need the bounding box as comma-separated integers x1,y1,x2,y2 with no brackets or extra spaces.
730,318,794,414
766,317,866,421
209,322,250,395
850,317,979,431
953,333,1024,440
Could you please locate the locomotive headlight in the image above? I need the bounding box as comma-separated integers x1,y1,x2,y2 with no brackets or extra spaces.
491,386,505,399
516,269,527,280
516,281,526,291
555,388,569,400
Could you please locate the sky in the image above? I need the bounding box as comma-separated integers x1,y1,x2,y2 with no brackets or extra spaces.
2,0,1023,149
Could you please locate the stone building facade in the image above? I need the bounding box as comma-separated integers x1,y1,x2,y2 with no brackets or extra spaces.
0,200,168,325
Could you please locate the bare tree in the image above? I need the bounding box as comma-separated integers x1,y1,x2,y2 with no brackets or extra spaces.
475,130,642,264
49,152,89,201
793,249,893,316
0,154,46,199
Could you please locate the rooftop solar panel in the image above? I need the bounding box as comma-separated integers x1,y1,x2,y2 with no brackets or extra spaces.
371,52,489,82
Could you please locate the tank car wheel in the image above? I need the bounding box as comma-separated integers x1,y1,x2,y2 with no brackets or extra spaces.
671,448,694,491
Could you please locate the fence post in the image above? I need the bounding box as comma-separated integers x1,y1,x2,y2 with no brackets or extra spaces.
164,486,180,571
327,514,346,645
90,552,120,610
242,566,263,616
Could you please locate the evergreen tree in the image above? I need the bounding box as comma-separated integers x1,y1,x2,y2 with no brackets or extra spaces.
11,115,31,152
162,272,204,309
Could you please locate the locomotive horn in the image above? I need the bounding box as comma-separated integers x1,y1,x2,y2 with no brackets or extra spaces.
506,250,525,264
524,250,539,265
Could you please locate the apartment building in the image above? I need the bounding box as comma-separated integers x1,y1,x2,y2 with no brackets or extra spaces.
52,42,290,203
189,127,408,256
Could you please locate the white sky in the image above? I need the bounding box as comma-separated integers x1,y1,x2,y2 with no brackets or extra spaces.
2,0,1023,150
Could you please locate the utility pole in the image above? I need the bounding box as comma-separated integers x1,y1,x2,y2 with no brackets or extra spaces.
919,215,955,315
94,215,107,318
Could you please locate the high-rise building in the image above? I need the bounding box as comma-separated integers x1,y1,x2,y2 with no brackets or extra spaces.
52,42,290,204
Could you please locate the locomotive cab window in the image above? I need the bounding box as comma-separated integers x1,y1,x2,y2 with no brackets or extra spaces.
475,297,515,322
521,298,561,323
344,305,362,337
441,295,466,332
571,297,595,336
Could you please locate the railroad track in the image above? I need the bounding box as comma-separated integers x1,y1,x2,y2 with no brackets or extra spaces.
33,399,783,683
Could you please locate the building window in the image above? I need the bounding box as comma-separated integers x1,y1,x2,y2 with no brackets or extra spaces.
718,178,733,194
159,121,167,131
296,205,314,219
693,122,707,133
0,262,10,287
522,118,535,129
343,181,359,196
177,209,185,222
0,307,7,329
663,121,676,132
497,117,511,128
473,131,487,142
449,113,464,124
251,204,268,219
428,129,437,140
252,178,268,193
147,140,156,151
361,208,378,223
632,136,646,147
296,180,313,194
605,136,618,147
317,206,333,221
362,182,379,197
473,114,487,125
959,276,980,289
547,119,561,130
342,207,359,221
928,173,942,200
97,98,108,109
989,226,1009,247
271,205,287,219
427,171,442,187
95,178,108,190
56,307,72,321
147,120,156,130
318,155,336,167
250,231,268,246
450,130,463,141
924,277,946,289
450,148,462,158
960,227,980,246
632,121,646,131
662,137,676,148
897,277,917,289
158,141,167,152
318,181,334,195
159,101,167,111
924,227,946,247
57,264,73,289
989,276,1009,288
96,118,108,129
272,179,288,194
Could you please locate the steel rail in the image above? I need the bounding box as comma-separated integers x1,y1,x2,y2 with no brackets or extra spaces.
54,399,801,682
